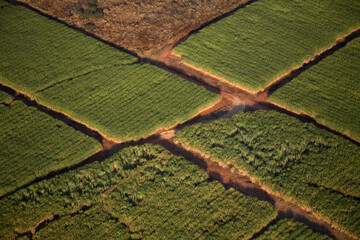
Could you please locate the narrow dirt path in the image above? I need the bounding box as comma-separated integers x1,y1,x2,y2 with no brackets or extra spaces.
2,1,359,239
150,138,359,240
0,79,250,199
145,29,360,146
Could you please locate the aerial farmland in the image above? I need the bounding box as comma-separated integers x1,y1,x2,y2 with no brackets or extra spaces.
0,0,359,239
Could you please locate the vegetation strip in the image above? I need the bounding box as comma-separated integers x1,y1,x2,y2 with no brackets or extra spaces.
262,101,360,146
252,219,332,240
1,1,358,238
262,28,360,97
5,0,139,58
0,78,237,200
0,145,276,239
0,1,220,142
0,91,101,197
147,49,360,146
269,35,360,142
4,0,358,145
153,139,353,240
175,110,360,238
172,0,360,92
12,0,254,56
0,84,105,144
5,0,356,146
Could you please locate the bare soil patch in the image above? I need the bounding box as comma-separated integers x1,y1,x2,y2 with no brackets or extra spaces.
15,0,249,56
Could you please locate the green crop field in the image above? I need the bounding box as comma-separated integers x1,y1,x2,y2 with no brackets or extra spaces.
0,0,8,7
0,3,220,142
175,111,360,237
2,0,359,238
0,144,276,239
0,91,101,196
269,37,360,142
0,90,11,103
173,0,360,92
255,219,331,240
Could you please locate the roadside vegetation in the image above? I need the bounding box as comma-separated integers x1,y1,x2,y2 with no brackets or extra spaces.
175,110,360,237
0,145,276,239
173,0,360,92
270,37,360,142
0,91,101,196
0,3,219,142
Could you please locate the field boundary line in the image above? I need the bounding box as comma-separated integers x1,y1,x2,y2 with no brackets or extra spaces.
5,0,359,147
0,81,111,144
15,153,161,238
144,56,261,105
264,101,360,146
164,139,359,240
248,217,281,240
0,149,105,200
15,203,93,238
0,81,222,145
258,27,360,97
5,0,140,58
169,0,260,50
0,82,229,198
307,180,360,201
146,47,360,145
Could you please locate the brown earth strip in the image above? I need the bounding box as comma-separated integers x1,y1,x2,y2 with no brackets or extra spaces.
1,80,356,239
3,2,359,238
0,79,223,146
5,0,358,146
150,27,360,101
15,213,62,239
5,0,139,58
156,138,359,240
0,82,246,199
146,30,360,146
145,55,261,105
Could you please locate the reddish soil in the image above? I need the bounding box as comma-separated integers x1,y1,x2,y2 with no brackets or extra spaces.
15,0,250,56
159,139,359,240
149,30,360,145
150,49,263,105
196,97,230,118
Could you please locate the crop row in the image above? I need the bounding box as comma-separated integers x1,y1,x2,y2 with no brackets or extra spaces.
270,37,360,142
0,91,101,196
0,2,220,142
173,0,360,92
0,144,276,239
175,110,360,237
255,219,331,240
